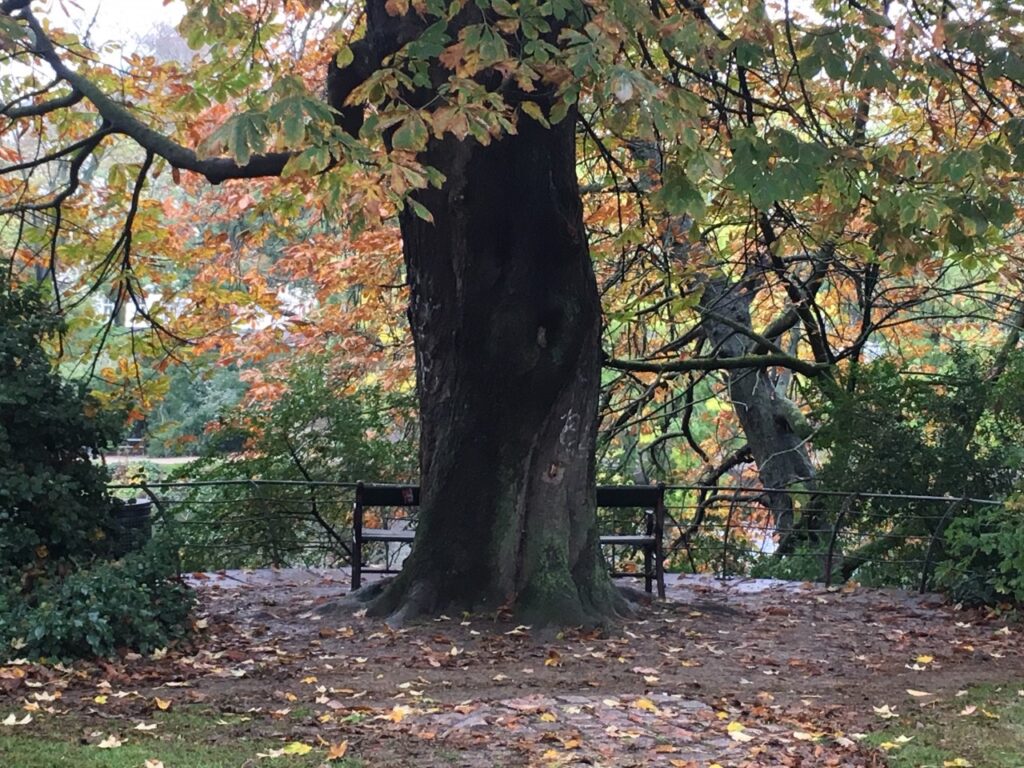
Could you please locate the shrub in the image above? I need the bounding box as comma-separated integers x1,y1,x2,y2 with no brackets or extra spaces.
0,539,194,659
0,284,192,659
938,497,1024,606
0,285,122,576
169,357,416,570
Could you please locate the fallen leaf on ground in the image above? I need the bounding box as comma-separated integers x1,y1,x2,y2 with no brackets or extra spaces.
326,741,349,760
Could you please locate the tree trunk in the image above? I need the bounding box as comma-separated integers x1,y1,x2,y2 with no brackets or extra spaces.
699,279,819,546
365,115,626,624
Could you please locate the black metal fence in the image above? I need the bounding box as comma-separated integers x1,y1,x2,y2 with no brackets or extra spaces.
112,479,1003,594
658,486,1002,592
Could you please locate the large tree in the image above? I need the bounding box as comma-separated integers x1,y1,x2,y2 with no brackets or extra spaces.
2,0,1023,621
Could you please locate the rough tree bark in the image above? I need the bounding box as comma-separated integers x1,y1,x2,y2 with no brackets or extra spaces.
338,3,627,624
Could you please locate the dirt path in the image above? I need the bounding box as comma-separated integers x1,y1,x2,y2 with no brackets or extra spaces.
3,571,1022,766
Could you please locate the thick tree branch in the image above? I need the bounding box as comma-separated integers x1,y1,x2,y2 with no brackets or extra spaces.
604,353,828,378
2,88,83,118
10,6,375,184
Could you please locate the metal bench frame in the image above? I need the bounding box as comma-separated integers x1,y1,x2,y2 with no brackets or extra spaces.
352,482,665,597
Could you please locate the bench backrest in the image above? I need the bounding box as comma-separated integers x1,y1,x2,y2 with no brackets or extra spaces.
355,483,664,509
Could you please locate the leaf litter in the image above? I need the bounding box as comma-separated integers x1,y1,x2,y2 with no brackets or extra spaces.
1,569,1021,766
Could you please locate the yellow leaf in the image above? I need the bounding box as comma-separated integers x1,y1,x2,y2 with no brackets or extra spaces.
301,676,318,684
544,650,561,667
726,721,745,733
284,693,298,702
906,689,932,697
633,697,658,712
327,741,349,760
915,655,934,664
873,704,899,719
943,760,973,767
93,695,108,705
154,698,171,711
97,735,123,749
384,705,412,723
540,712,557,722
281,742,313,755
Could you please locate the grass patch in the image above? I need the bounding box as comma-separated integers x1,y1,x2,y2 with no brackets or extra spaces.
867,683,1024,767
0,705,363,768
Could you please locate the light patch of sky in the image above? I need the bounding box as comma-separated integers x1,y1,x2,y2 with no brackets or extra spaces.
40,0,186,49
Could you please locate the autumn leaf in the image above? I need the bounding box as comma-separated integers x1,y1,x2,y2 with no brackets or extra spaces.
326,741,349,761
153,698,172,711
281,742,313,755
96,735,123,749
632,697,658,712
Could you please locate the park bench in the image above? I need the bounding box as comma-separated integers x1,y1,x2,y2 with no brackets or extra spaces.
352,482,665,597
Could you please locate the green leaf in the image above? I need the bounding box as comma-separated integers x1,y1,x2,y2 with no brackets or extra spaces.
392,113,429,152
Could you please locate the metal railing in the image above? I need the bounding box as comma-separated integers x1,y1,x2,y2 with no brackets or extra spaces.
112,479,1004,594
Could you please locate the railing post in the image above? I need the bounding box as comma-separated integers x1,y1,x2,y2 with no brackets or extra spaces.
920,495,967,595
352,481,364,591
720,500,736,578
824,493,857,587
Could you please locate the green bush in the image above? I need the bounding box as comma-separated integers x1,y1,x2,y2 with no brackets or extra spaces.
0,284,192,659
169,357,416,570
938,498,1024,606
804,352,1024,590
0,285,122,575
0,539,194,659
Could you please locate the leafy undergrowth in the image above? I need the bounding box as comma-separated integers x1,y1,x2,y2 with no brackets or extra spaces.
868,684,1024,768
2,571,1023,766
